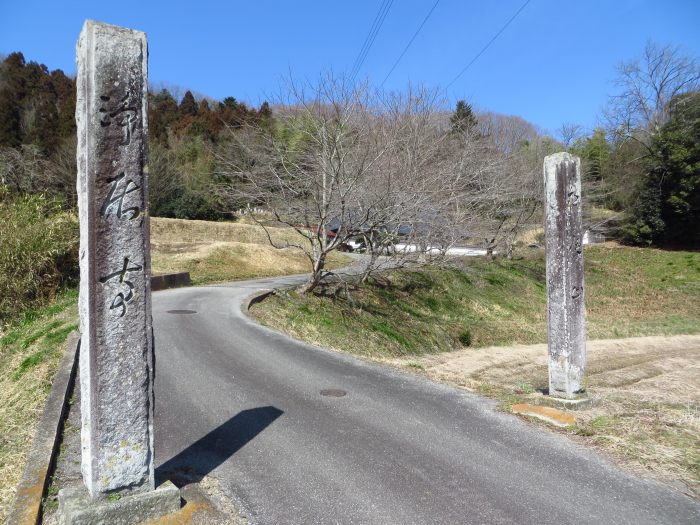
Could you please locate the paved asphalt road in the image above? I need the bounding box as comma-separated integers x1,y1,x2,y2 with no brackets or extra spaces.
152,272,699,524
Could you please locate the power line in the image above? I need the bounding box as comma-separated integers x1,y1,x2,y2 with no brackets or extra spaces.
351,0,394,81
381,0,441,87
350,0,395,82
446,0,531,89
350,0,388,79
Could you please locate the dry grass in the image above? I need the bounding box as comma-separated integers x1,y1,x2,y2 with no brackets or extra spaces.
151,240,348,285
150,217,350,284
0,291,78,521
151,217,306,246
516,226,543,246
387,335,700,499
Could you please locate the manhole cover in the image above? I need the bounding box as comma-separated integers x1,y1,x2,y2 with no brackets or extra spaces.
320,389,347,397
166,309,197,315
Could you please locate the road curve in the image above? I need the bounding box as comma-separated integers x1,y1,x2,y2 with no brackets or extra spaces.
153,273,699,524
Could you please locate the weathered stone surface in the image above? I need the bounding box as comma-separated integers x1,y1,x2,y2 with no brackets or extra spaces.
76,20,154,498
58,481,180,524
543,152,586,399
543,395,597,410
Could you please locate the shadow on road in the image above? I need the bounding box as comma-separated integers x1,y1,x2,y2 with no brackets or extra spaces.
156,406,284,486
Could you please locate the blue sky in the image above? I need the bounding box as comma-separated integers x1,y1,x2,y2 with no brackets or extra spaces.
2,1,699,134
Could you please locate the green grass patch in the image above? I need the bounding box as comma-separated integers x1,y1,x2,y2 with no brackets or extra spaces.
12,348,55,380
0,288,78,520
44,323,79,346
252,245,700,358
20,320,65,349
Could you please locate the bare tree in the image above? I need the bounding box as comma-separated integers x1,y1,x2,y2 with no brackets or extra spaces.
0,145,51,194
452,112,545,257
217,76,387,292
0,140,77,206
217,75,505,292
605,40,700,149
476,112,539,155
148,141,184,214
467,148,541,257
556,122,585,149
49,136,78,207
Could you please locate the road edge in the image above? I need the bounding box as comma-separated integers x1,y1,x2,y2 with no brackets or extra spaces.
6,332,80,525
244,289,276,311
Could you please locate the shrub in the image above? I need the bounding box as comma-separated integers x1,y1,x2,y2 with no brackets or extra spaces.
458,329,472,347
622,92,700,248
0,189,78,326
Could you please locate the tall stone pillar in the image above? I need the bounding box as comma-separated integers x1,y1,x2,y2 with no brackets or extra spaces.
543,152,586,399
76,20,154,497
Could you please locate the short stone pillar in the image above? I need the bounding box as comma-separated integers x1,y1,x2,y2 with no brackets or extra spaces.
76,19,154,498
543,152,586,399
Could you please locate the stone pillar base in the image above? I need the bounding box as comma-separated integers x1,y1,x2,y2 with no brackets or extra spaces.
58,481,180,524
545,393,597,410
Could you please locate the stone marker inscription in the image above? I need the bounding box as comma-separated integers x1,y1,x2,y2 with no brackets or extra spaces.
543,152,586,399
76,20,154,497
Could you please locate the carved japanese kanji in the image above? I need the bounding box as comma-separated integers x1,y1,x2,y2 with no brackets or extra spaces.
99,257,143,317
99,93,139,145
100,172,141,219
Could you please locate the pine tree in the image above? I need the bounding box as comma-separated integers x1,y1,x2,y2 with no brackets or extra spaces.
51,69,77,138
179,91,198,117
220,96,238,111
259,101,272,119
25,75,59,154
624,92,700,247
581,129,610,181
450,100,478,134
0,53,26,147
149,89,179,145
0,90,21,147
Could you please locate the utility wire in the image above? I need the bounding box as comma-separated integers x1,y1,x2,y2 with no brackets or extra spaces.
350,0,387,79
381,0,441,87
351,0,394,81
349,0,389,80
446,0,531,89
350,0,395,82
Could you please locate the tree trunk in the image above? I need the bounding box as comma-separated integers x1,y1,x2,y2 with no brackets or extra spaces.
299,253,326,294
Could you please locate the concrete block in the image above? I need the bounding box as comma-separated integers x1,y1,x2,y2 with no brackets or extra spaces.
58,481,180,525
151,272,191,292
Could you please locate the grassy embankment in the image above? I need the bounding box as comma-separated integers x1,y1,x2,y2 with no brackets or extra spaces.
0,217,348,519
251,244,700,496
150,217,349,284
252,244,700,354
